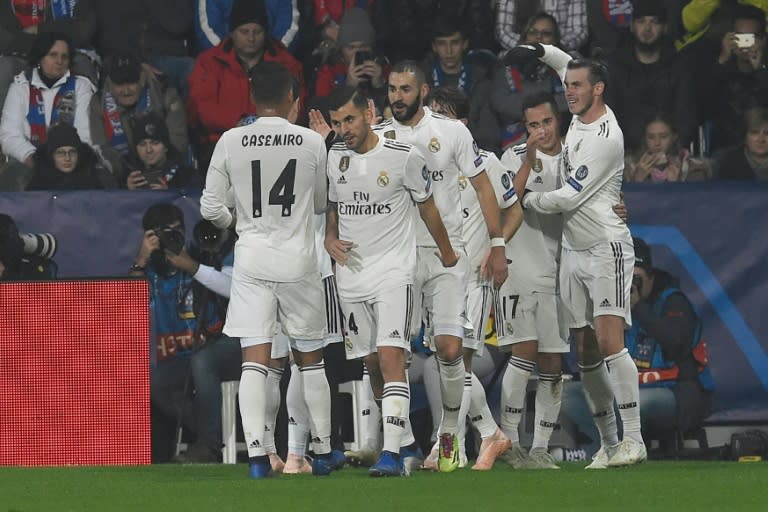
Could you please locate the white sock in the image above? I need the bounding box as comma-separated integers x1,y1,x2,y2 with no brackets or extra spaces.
263,366,283,454
605,348,643,443
240,362,268,458
500,356,534,443
382,382,410,454
457,372,472,455
531,372,562,450
400,366,416,447
300,358,332,455
469,372,498,439
286,362,309,457
580,360,619,448
361,365,382,451
436,355,465,434
422,356,443,440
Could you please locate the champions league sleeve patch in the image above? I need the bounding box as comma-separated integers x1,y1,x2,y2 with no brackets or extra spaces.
422,165,432,192
566,177,583,191
501,173,511,190
472,140,479,155
575,165,588,180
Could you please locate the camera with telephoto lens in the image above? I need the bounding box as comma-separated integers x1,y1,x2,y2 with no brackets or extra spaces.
155,226,185,255
191,219,233,267
20,232,58,259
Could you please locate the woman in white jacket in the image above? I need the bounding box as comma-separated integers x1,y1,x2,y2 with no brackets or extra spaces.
0,32,94,191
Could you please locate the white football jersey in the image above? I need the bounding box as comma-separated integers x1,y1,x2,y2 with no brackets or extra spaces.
374,107,484,248
200,116,327,282
315,213,333,279
460,150,518,272
327,135,432,302
500,144,563,293
524,45,632,250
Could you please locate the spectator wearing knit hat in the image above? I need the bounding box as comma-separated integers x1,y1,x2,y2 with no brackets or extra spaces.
89,53,189,180
187,0,305,169
123,113,196,190
27,123,115,190
312,7,387,102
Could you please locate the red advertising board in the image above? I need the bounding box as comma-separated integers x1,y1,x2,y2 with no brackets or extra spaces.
0,279,151,465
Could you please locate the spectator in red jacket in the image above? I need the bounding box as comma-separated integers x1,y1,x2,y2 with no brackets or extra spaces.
187,0,305,169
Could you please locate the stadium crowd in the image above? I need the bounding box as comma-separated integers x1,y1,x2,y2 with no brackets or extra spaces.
0,0,737,475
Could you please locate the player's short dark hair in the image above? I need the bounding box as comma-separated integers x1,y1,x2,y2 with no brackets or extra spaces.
733,3,766,34
249,61,294,106
326,85,369,113
390,60,427,87
425,86,469,120
521,91,560,120
143,203,184,231
567,57,609,91
431,16,467,41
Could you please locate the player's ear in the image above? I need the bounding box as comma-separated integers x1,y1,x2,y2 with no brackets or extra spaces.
593,80,605,97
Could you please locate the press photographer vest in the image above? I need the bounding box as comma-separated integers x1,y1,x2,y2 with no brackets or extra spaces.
626,287,714,390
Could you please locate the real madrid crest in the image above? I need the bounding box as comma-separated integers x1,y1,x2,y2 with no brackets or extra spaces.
575,165,588,180
339,156,349,172
377,170,390,187
383,130,396,140
458,175,468,191
428,137,441,153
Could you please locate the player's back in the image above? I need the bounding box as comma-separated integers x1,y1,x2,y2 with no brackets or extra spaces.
560,107,630,250
218,117,326,282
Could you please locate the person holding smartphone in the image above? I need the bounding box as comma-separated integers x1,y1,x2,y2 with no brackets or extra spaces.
313,8,387,99
124,113,197,190
709,3,768,152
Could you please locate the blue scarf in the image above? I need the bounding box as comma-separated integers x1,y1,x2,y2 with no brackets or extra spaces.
50,0,77,19
431,57,471,93
102,86,152,155
27,72,77,147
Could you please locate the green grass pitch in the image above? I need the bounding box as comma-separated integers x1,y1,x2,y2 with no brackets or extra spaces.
1,461,766,512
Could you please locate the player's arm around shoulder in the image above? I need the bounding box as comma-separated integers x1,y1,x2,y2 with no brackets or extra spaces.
200,132,235,229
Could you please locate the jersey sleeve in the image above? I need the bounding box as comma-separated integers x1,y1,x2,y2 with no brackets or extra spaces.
200,134,234,229
454,121,485,179
522,137,622,214
404,147,433,203
486,152,518,208
540,44,572,84
314,137,329,214
326,150,340,203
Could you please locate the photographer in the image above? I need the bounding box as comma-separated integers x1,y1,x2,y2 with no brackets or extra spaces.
131,203,240,463
562,238,715,455
0,213,57,281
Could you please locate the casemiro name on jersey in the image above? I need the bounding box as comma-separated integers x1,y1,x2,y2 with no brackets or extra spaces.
241,133,304,147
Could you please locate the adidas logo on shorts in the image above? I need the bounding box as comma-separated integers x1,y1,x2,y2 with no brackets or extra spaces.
599,299,611,307
389,330,401,338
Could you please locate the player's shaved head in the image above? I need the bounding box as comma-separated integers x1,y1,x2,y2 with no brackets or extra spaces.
390,60,427,87
249,61,294,107
326,85,368,113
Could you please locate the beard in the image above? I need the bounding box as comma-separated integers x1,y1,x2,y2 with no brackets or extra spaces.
635,38,661,55
392,93,422,122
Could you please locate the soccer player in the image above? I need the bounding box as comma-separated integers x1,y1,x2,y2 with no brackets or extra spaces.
510,43,646,467
425,86,523,470
324,86,457,476
377,61,508,472
200,61,339,479
496,91,572,470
